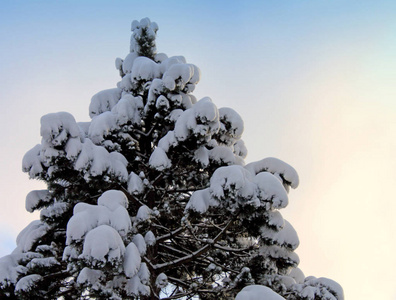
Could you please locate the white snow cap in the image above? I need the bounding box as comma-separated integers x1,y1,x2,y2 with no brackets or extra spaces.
131,57,160,82
66,191,131,245
174,97,220,142
245,157,299,189
77,267,104,287
217,107,244,144
289,267,305,284
124,242,141,278
81,225,125,264
40,112,81,148
89,88,122,118
97,190,128,211
128,171,144,195
22,144,43,178
15,274,43,293
300,277,344,300
260,220,299,250
187,164,291,214
210,165,256,201
155,273,168,289
149,147,171,171
73,139,128,182
112,94,143,125
235,285,285,300
16,220,49,253
185,189,215,213
25,189,50,213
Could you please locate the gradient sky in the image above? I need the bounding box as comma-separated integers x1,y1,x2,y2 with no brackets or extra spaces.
1,1,395,299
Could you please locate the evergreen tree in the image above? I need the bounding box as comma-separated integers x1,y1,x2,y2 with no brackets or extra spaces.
0,18,343,300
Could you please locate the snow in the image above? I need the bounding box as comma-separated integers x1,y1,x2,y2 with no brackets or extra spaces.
122,52,138,75
130,18,158,55
209,145,236,165
194,146,209,166
138,263,150,284
89,88,122,118
0,253,25,286
278,275,297,289
155,95,170,110
259,244,300,266
109,206,132,237
218,107,244,143
128,171,144,195
112,94,143,125
298,277,344,300
301,285,316,299
14,274,42,293
88,111,117,143
124,242,141,278
98,190,128,210
40,112,81,145
77,121,91,137
132,234,146,255
267,210,285,230
126,275,140,296
245,157,299,189
235,285,285,300
155,273,168,288
131,57,160,82
174,97,220,142
25,190,50,213
40,202,68,220
168,94,182,106
234,139,248,158
65,137,83,159
261,220,299,250
145,78,164,110
154,52,168,63
289,267,305,284
15,220,49,253
67,204,110,243
135,205,151,223
159,56,186,74
144,231,156,246
157,131,177,152
26,257,59,269
187,164,292,214
73,139,128,182
162,63,200,91
108,152,129,181
115,57,123,70
126,275,150,297
149,147,171,170
255,172,289,209
81,225,125,264
76,267,104,286
66,190,131,244
210,165,256,201
22,144,43,178
118,73,134,91
185,188,213,213
194,97,219,123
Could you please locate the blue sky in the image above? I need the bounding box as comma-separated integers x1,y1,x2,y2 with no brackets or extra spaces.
1,1,396,299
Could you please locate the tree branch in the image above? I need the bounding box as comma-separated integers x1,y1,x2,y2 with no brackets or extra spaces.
156,227,184,243
153,216,236,272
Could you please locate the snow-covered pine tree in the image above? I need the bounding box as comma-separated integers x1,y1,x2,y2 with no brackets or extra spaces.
0,18,344,300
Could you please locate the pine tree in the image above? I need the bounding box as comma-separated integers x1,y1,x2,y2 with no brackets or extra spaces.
0,18,343,300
